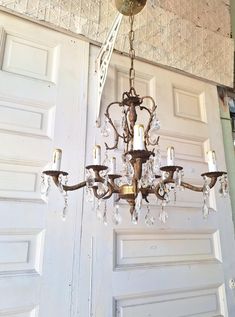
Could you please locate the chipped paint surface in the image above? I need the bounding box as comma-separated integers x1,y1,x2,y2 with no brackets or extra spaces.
0,0,233,86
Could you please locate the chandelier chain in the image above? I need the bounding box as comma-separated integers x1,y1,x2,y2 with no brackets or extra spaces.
129,11,135,91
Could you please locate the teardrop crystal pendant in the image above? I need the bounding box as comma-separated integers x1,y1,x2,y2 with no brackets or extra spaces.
202,176,210,219
121,154,134,185
85,186,94,203
112,204,122,225
135,191,143,214
159,201,168,224
86,169,95,188
219,174,229,198
41,174,51,202
101,152,110,178
103,201,108,226
58,173,68,194
97,182,108,196
62,191,68,221
153,146,161,174
100,117,110,137
202,201,209,219
131,210,138,224
151,113,161,130
96,199,103,221
175,168,182,188
145,205,155,226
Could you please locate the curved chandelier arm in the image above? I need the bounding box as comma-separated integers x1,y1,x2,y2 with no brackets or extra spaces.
104,101,125,150
150,170,225,201
140,96,158,147
43,171,87,192
181,174,220,192
92,181,114,200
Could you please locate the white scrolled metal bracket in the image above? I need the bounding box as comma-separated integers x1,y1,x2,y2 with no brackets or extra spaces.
95,13,123,127
95,0,151,127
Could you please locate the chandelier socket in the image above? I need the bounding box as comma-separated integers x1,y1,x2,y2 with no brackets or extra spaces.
43,170,68,177
201,171,225,178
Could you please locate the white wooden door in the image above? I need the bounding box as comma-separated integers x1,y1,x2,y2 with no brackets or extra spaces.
0,12,89,317
77,46,235,316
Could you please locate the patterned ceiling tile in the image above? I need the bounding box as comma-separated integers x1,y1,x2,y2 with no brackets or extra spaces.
0,0,234,86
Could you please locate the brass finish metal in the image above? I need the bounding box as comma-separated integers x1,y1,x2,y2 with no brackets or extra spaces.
115,0,147,16
160,166,183,172
201,171,225,178
43,170,68,177
120,185,135,195
86,165,108,171
43,166,227,211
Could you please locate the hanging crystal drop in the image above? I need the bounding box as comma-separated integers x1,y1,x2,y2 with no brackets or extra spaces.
41,174,51,202
145,204,155,226
112,204,122,225
103,201,108,226
159,180,165,197
174,186,177,203
100,152,110,178
121,153,134,185
159,201,168,224
202,201,209,219
100,117,110,137
58,173,64,193
219,174,229,198
151,113,161,131
62,191,68,221
153,146,161,174
85,186,94,203
148,114,161,144
121,107,126,130
86,169,95,188
202,176,210,218
96,199,103,221
224,175,229,196
131,210,138,224
135,191,143,214
102,152,110,168
144,157,155,187
97,182,106,196
175,168,182,188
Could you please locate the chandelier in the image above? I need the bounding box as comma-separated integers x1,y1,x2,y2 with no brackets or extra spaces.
41,0,228,225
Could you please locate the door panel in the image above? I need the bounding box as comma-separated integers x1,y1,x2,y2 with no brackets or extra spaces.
0,12,89,317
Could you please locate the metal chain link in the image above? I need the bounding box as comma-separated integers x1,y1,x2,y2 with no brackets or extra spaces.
128,6,135,91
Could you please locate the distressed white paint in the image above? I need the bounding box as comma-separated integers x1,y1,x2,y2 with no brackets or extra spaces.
114,230,221,269
0,12,89,316
0,97,55,139
2,32,59,82
115,286,226,317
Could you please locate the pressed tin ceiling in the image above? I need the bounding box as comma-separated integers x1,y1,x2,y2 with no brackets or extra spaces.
0,0,234,86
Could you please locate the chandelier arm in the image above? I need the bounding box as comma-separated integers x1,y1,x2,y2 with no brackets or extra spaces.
150,184,166,200
146,135,159,146
62,181,87,192
105,135,119,151
50,175,87,192
105,102,125,139
92,181,114,200
124,108,134,143
181,177,217,192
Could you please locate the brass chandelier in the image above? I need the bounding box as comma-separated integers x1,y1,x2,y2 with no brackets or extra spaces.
42,0,228,225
